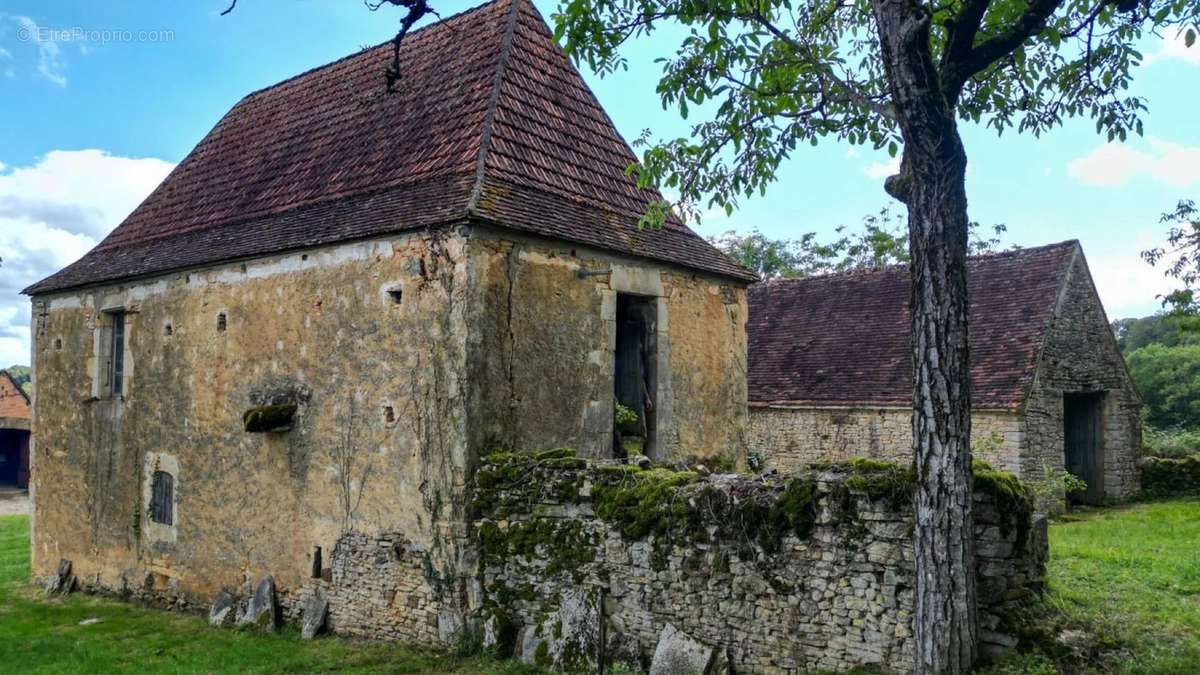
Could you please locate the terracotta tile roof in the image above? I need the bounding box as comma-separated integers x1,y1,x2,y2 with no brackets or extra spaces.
26,0,752,295
747,241,1080,409
0,371,31,420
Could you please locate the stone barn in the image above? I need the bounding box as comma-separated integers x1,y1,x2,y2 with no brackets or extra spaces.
748,241,1141,504
23,0,753,642
0,371,31,489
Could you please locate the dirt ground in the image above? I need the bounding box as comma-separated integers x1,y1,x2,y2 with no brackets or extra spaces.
0,486,29,516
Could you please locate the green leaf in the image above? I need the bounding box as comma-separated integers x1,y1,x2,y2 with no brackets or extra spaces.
1186,29,1196,48
887,141,898,158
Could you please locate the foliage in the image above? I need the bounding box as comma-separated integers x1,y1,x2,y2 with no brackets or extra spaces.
1143,199,1200,315
985,499,1200,674
710,209,1010,278
1139,456,1200,498
613,402,638,427
552,0,1197,225
1111,313,1200,355
1142,425,1200,459
1020,462,1088,514
0,516,544,674
1125,343,1200,429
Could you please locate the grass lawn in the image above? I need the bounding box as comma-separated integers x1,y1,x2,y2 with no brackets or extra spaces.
2,500,1197,673
0,515,539,674
987,497,1200,675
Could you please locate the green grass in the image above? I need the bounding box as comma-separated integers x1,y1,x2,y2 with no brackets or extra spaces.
987,498,1200,674
0,516,539,674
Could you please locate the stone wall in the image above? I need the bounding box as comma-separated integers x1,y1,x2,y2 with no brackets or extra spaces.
28,222,751,643
465,227,749,464
473,450,1047,673
748,250,1142,505
29,228,478,618
749,406,1022,474
1019,252,1141,502
280,531,452,645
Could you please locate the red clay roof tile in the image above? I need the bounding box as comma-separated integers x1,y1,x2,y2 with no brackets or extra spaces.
747,241,1079,409
27,0,752,295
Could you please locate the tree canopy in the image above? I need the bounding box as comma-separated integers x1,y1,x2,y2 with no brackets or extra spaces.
711,209,1009,277
1145,199,1200,315
554,0,1197,221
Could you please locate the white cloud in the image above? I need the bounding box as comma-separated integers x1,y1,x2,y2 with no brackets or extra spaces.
863,155,901,179
10,16,67,86
0,150,174,366
1089,241,1178,320
1146,27,1200,67
1066,138,1200,188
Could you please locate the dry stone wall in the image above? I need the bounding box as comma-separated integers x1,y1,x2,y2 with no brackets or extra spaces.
473,450,1047,674
749,406,1022,474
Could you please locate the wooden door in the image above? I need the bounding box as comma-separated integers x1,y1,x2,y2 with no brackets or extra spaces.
1064,393,1104,504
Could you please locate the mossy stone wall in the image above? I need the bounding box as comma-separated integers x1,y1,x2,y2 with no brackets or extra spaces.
472,450,1048,673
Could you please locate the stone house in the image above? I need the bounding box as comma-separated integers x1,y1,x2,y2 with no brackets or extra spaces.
0,371,31,489
23,0,753,642
747,241,1141,504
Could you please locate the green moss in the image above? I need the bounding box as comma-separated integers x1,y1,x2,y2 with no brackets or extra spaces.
592,468,700,541
972,459,1034,552
832,458,916,510
476,519,595,580
533,640,551,667
242,403,297,433
1140,455,1200,498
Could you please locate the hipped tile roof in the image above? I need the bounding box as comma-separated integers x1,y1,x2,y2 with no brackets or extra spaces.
26,0,753,295
747,241,1080,409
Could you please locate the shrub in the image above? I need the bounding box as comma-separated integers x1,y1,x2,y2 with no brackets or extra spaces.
1143,425,1200,459
1140,455,1200,498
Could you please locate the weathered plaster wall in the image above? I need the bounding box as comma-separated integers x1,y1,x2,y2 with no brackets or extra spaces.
474,451,1047,673
749,406,1023,473
30,229,476,636
29,222,751,642
1021,252,1141,501
464,228,748,464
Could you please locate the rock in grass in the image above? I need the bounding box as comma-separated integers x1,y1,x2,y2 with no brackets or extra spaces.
208,591,236,627
237,576,277,631
300,593,328,640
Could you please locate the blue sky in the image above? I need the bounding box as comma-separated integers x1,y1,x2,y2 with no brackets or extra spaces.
0,0,1197,366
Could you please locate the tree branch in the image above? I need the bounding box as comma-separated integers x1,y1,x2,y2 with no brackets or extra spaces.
940,0,1064,104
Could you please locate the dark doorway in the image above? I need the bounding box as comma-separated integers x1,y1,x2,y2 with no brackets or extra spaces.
613,294,657,459
0,428,30,489
1064,392,1104,505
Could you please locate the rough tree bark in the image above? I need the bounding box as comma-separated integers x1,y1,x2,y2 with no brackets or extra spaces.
870,0,977,672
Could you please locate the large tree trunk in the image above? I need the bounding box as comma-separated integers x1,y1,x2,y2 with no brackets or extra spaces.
869,0,978,673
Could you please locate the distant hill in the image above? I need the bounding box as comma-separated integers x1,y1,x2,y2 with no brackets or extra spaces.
3,365,31,396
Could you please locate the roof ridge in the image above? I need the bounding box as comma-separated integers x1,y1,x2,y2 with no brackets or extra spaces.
467,0,521,215
239,0,503,102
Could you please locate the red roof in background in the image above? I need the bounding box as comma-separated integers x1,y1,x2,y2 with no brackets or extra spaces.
26,0,753,295
747,241,1080,409
0,371,31,420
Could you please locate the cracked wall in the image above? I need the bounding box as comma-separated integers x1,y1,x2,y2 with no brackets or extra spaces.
464,227,749,464
29,223,751,640
30,229,476,634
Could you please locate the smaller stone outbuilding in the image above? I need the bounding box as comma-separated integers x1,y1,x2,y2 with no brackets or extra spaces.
0,370,31,489
748,241,1140,504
